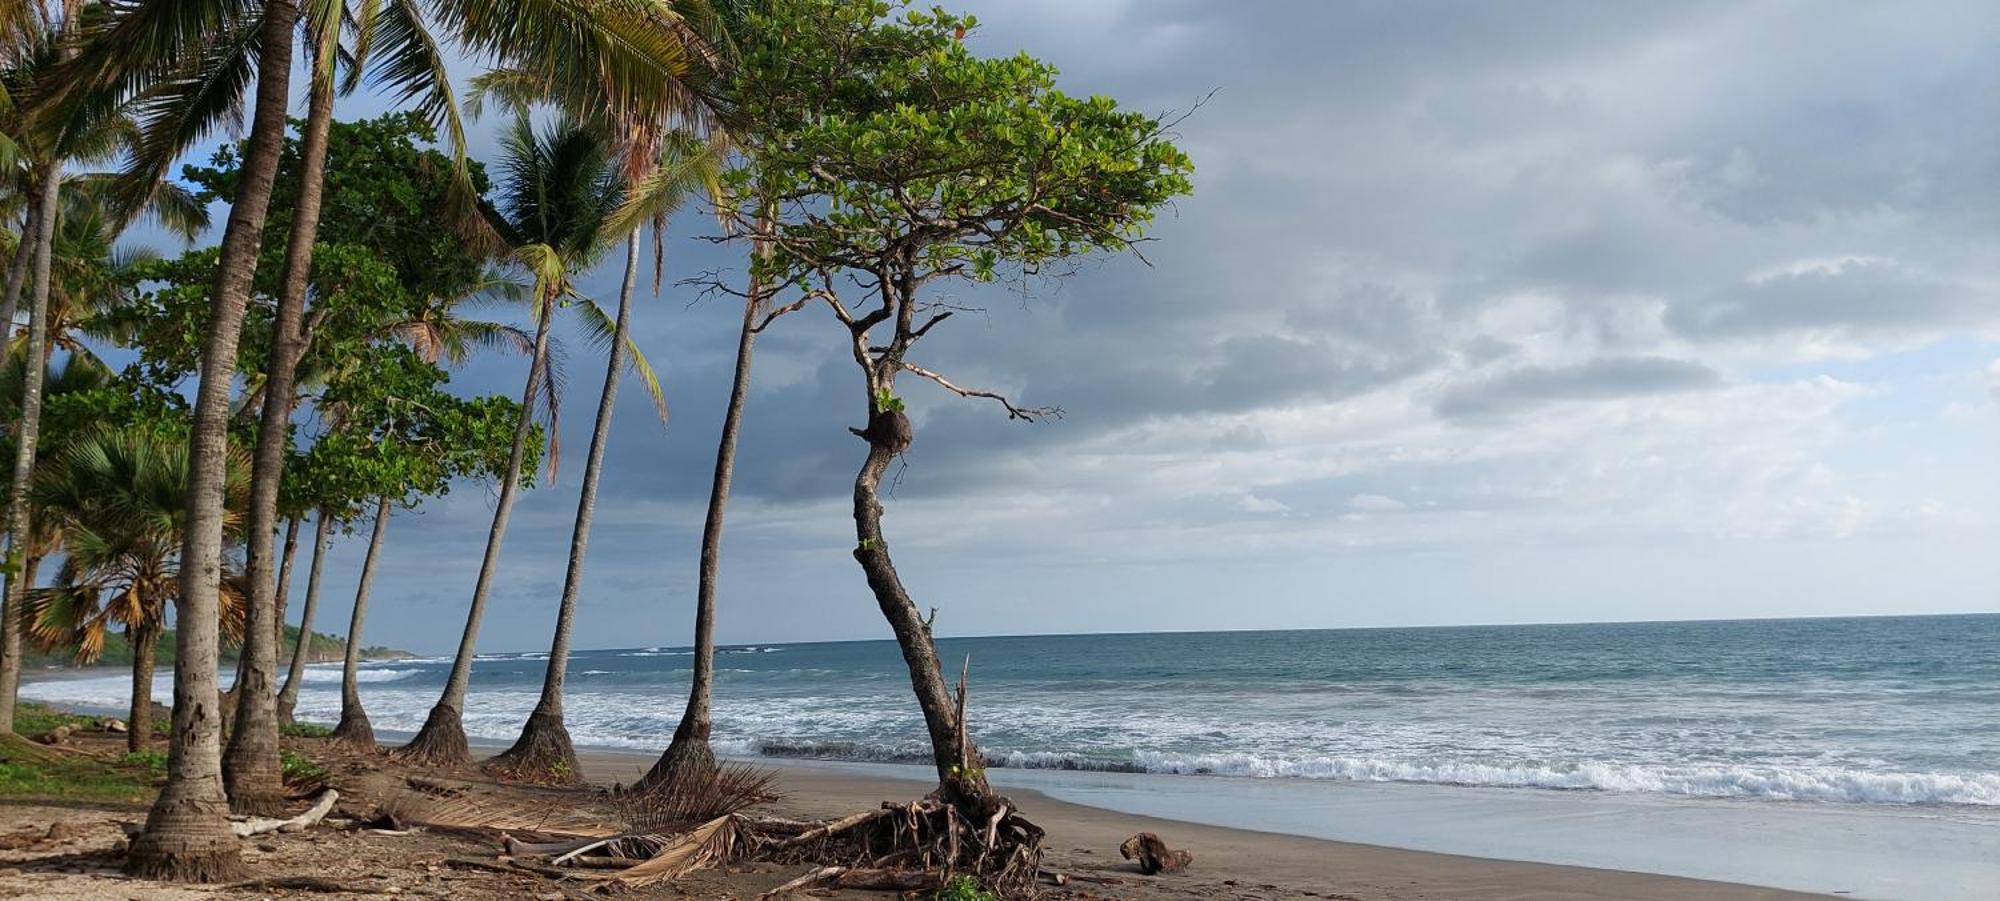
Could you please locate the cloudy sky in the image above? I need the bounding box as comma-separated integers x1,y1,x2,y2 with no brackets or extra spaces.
212,1,2000,654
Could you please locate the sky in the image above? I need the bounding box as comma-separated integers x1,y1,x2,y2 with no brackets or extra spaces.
144,1,2000,654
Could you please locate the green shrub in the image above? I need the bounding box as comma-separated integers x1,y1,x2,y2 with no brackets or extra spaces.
935,876,996,901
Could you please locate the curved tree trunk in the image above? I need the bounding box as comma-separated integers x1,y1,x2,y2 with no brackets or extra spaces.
491,235,641,783
330,497,390,751
400,290,555,767
850,412,988,803
278,513,334,723
640,231,769,793
128,0,297,881
129,620,159,754
225,64,336,816
0,189,48,737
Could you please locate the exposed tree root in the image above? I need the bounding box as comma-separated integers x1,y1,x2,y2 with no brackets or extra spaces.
483,708,582,786
396,706,473,768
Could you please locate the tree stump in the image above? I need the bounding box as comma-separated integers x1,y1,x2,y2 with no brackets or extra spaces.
1119,832,1192,875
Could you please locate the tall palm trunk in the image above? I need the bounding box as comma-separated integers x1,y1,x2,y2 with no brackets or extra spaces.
330,497,390,750
0,179,52,738
225,68,336,816
492,235,640,782
401,289,555,766
641,229,769,792
278,512,334,722
128,0,298,882
0,553,40,736
0,200,39,333
851,403,988,803
129,619,159,754
272,516,301,650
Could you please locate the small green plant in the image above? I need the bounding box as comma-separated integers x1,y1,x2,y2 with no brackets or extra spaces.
874,389,905,413
547,757,573,780
934,876,995,901
281,721,334,738
279,750,328,783
120,750,169,776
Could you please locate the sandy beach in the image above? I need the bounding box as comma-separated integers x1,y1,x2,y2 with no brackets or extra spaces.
582,748,1824,900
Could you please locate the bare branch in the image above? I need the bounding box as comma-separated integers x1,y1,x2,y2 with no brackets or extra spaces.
899,362,1060,422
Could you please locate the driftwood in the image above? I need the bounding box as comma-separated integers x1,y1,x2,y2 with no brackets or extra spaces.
223,876,369,893
760,865,942,897
231,789,339,838
1119,831,1193,875
34,724,77,745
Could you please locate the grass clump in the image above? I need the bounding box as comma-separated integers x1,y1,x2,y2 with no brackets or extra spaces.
0,751,158,801
10,701,91,735
281,721,333,738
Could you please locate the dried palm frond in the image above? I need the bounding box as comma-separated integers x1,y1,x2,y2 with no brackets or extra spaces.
611,814,744,888
619,761,781,832
380,789,620,839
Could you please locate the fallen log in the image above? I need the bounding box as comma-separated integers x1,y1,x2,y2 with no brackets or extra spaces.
759,865,943,897
1119,831,1193,875
771,806,893,850
232,789,339,838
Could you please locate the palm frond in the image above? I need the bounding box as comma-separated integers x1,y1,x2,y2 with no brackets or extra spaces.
574,294,667,426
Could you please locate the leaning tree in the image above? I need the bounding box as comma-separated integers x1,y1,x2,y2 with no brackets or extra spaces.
724,0,1191,888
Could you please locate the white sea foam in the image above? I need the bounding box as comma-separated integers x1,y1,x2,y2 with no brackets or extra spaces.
299,668,421,684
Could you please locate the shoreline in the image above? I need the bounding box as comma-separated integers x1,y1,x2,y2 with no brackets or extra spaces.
572,747,1824,900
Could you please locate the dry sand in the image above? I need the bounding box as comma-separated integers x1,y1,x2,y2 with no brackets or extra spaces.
0,731,1828,898
579,749,1827,900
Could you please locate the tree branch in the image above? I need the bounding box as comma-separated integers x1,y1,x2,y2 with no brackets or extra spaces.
899,362,1060,422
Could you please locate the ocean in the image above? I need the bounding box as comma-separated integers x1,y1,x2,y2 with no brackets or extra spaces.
25,613,2000,897
28,613,2000,805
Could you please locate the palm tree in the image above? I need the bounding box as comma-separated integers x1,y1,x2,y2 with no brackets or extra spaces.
639,202,777,793
328,495,389,749
274,510,332,722
24,428,249,752
490,121,719,782
222,8,346,815
30,0,718,877
399,114,627,767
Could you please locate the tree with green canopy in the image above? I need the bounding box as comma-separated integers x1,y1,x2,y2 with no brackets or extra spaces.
687,1,1192,887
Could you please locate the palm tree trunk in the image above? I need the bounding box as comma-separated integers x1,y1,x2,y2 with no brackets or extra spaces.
278,512,333,723
273,515,301,650
128,0,297,882
640,231,769,793
0,191,46,738
225,65,336,817
400,290,556,767
850,410,989,803
330,497,390,750
0,200,39,335
492,235,641,783
129,620,159,754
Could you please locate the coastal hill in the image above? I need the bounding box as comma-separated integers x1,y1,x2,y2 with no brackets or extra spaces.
22,626,410,669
